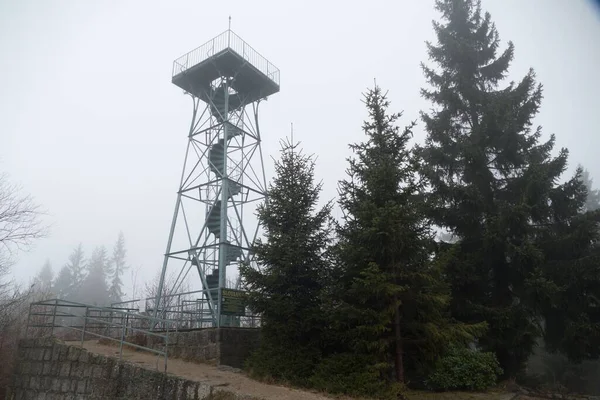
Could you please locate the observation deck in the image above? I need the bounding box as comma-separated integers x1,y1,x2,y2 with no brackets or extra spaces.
172,30,280,105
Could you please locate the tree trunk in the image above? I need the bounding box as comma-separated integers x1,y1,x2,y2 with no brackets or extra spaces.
394,303,404,383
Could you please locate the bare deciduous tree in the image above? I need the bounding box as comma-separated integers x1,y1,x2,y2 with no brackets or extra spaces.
0,172,46,396
0,172,46,271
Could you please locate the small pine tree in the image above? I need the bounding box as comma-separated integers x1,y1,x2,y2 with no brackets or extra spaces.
240,138,333,386
108,232,128,304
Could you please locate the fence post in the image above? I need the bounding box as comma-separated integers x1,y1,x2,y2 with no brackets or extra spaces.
165,324,169,373
80,307,89,348
50,299,58,336
25,303,33,338
118,317,126,362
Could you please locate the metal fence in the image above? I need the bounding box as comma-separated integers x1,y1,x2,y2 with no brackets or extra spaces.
26,299,176,372
110,289,262,330
172,29,280,86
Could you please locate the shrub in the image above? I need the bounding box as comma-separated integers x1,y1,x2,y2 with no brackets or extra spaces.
426,345,503,391
309,352,404,399
244,342,320,387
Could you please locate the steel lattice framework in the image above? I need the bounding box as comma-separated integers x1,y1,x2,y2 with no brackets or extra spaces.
154,29,280,327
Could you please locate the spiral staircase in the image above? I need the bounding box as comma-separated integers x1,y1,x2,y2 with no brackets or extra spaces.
204,84,244,300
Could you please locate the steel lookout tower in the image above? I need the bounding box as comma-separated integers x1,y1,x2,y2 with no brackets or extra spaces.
154,28,280,327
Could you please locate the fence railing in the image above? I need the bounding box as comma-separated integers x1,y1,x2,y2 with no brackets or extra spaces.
25,299,176,372
111,288,262,330
172,29,280,86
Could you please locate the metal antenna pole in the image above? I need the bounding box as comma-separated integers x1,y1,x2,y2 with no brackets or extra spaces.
228,16,232,46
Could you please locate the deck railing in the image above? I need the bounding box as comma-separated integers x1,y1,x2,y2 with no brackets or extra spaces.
172,30,280,86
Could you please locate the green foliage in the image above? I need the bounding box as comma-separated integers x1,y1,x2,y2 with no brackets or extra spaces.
245,342,321,387
524,344,600,395
426,345,502,391
535,168,600,362
239,1,600,393
417,0,592,377
240,138,333,385
309,353,405,399
331,85,483,386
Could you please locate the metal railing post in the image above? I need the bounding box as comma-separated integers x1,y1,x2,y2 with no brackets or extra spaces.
25,303,33,338
50,299,58,336
80,307,89,347
165,324,169,373
118,317,126,362
125,312,130,337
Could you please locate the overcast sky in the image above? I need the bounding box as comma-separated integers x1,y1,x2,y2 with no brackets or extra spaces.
1,0,599,298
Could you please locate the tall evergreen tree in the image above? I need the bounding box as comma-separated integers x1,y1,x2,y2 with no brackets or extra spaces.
108,231,128,304
53,266,73,299
240,138,333,385
538,167,600,362
80,246,110,306
34,259,53,293
65,244,86,300
333,86,482,385
418,0,572,376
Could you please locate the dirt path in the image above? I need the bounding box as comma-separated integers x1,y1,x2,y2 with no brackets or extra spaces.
69,340,331,400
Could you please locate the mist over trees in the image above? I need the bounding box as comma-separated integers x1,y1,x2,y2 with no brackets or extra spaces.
0,0,598,398
32,233,131,307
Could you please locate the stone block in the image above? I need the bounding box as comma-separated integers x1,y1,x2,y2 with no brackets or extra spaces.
19,339,35,348
37,337,56,348
78,350,89,364
60,378,70,393
41,376,54,391
29,376,40,390
66,347,81,362
32,349,45,362
50,378,61,392
29,362,43,375
91,365,105,379
196,383,212,400
18,361,31,375
58,362,71,377
76,379,86,394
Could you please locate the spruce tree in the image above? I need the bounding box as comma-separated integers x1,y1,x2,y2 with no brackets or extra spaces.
80,246,110,306
35,259,54,293
418,0,579,376
539,167,600,362
239,138,333,385
332,86,483,387
53,266,73,299
65,244,86,301
108,231,128,304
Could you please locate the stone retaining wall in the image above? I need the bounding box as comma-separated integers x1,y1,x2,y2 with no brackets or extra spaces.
7,337,257,399
128,327,260,369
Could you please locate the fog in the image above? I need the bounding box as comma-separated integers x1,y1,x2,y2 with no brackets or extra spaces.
1,0,599,298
